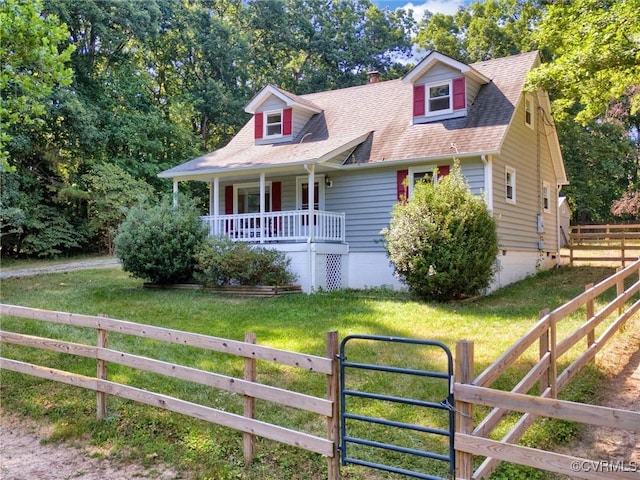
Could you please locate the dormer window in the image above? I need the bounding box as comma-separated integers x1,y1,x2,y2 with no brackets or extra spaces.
412,77,466,120
265,110,283,137
253,107,293,141
427,81,452,114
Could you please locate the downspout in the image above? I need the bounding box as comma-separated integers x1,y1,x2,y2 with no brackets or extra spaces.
481,155,493,213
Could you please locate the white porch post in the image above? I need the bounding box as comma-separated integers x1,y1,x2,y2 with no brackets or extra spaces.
211,177,220,236
308,165,315,241
172,180,179,208
259,172,266,244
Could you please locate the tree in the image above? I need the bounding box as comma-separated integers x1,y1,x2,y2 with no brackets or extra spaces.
382,163,498,301
81,163,155,253
415,0,542,62
0,0,74,168
527,0,640,125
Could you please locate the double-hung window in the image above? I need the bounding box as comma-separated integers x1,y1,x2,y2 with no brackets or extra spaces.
505,166,516,203
264,110,283,138
525,94,534,129
427,80,452,115
542,181,551,212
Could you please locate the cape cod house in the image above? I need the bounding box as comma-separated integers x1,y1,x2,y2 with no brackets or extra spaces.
158,50,568,293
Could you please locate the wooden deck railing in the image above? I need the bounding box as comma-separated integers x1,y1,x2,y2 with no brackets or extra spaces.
454,259,640,479
0,305,340,480
200,210,346,243
569,223,640,266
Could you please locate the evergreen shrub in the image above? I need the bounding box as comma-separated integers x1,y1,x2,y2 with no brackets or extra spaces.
194,236,297,287
115,195,207,283
382,162,499,301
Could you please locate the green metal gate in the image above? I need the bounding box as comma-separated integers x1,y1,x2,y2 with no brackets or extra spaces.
339,335,455,480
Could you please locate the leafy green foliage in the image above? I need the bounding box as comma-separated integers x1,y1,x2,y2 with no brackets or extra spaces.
0,0,74,168
82,163,155,253
527,0,640,125
115,195,207,283
194,236,297,286
382,163,498,301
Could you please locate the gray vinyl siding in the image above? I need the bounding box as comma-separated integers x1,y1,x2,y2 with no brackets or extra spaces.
326,160,485,252
415,63,458,84
215,160,486,252
492,94,559,252
325,168,397,251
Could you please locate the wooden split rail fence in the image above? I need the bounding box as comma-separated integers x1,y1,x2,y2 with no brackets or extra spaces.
569,223,640,266
453,259,640,480
0,305,340,480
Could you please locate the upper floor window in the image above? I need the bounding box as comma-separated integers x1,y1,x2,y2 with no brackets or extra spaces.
505,166,516,204
542,181,551,212
265,110,283,137
525,94,534,129
427,80,452,114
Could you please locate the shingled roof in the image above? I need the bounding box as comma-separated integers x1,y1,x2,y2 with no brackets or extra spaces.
159,51,542,179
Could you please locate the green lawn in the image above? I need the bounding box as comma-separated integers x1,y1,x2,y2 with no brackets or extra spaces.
0,265,619,479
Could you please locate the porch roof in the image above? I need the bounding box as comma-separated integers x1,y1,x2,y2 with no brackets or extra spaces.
159,51,566,184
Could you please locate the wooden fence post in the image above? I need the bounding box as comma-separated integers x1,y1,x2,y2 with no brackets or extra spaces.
455,340,474,480
243,332,257,466
326,331,340,480
538,309,550,395
585,283,595,349
97,326,108,420
549,314,558,399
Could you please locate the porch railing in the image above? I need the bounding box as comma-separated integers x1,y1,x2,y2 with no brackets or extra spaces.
200,210,346,243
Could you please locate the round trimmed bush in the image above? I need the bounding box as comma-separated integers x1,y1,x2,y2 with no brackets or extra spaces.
115,195,207,284
382,162,499,301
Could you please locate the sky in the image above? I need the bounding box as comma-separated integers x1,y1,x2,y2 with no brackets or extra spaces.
373,0,472,21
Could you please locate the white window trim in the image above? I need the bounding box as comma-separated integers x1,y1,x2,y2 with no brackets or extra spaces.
505,166,516,204
542,181,551,213
233,181,272,214
264,109,283,139
295,175,325,210
525,94,535,130
408,166,438,196
425,79,453,116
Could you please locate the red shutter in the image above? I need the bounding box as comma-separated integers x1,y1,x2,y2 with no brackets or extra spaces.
272,181,281,234
283,108,292,136
272,182,281,211
413,85,425,116
397,169,409,203
254,113,264,139
437,165,450,179
224,186,234,214
452,77,465,110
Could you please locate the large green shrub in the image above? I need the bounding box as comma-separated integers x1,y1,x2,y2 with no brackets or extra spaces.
382,162,499,301
194,236,297,286
115,195,207,284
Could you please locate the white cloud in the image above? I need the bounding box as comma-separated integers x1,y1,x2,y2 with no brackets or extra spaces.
395,1,464,22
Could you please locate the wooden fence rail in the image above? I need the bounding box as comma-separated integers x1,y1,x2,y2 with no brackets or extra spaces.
454,258,640,480
569,223,640,266
0,305,340,479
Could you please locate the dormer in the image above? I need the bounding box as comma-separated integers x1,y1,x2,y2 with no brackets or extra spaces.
402,51,490,124
244,85,323,144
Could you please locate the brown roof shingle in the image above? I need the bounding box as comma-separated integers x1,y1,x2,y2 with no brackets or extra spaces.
160,51,540,179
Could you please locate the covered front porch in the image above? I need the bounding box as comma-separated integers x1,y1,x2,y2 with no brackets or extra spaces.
200,209,345,243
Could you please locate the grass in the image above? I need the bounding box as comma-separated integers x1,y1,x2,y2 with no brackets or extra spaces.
0,264,624,479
